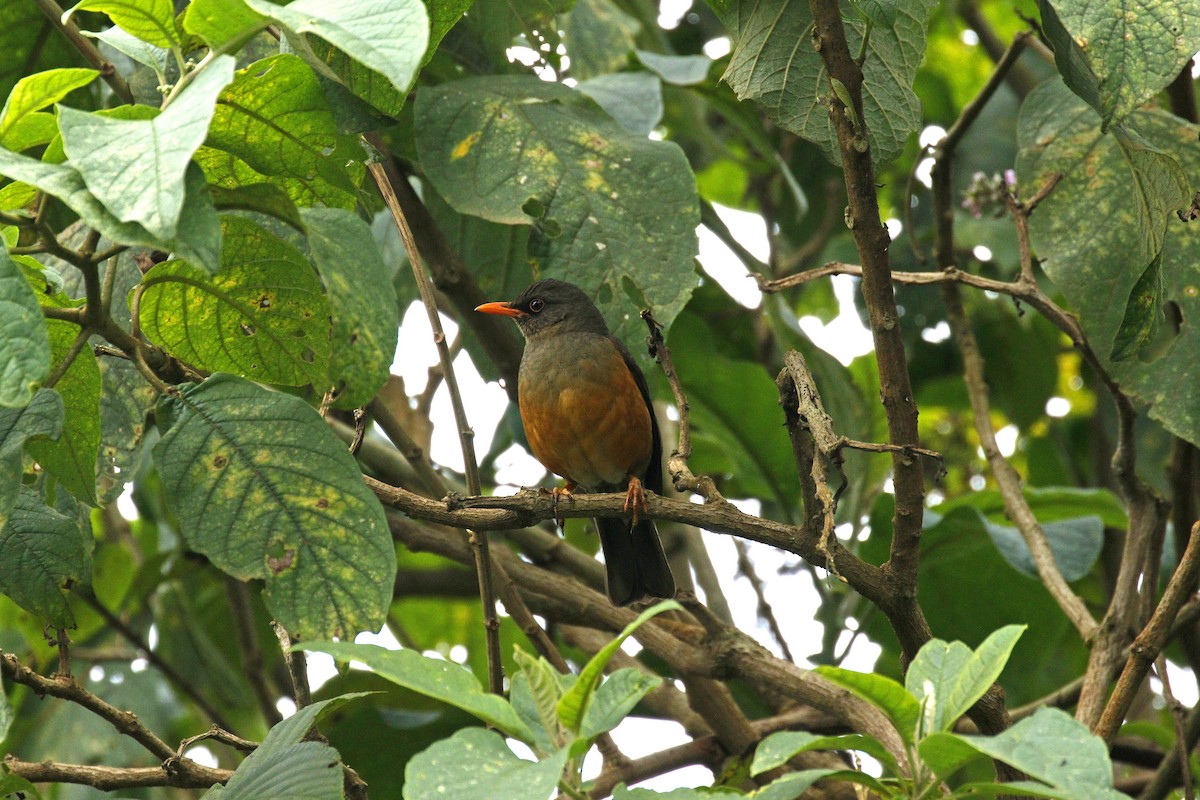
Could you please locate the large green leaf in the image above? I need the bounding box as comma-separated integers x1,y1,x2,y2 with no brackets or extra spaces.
403,727,569,800
415,75,699,346
296,640,536,742
813,665,920,744
0,68,96,147
1017,79,1200,445
717,0,939,165
138,216,332,388
26,320,101,506
1039,0,1200,129
578,668,661,742
153,374,394,638
751,731,900,777
210,694,369,800
207,54,357,197
905,625,1024,734
58,56,234,242
0,484,90,627
577,72,663,137
557,601,679,735
959,707,1131,800
0,145,221,270
0,388,63,526
301,208,399,408
195,139,359,212
860,497,1089,706
244,0,428,95
65,0,180,47
0,248,51,407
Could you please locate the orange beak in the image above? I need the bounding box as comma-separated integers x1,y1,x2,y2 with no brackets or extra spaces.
475,301,524,317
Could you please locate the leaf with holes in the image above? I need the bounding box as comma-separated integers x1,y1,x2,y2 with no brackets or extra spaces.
207,54,358,198
416,75,698,348
139,216,332,389
717,0,938,165
301,208,398,408
152,374,394,638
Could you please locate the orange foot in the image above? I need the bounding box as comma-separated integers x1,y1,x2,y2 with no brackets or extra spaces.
624,475,647,525
551,483,575,529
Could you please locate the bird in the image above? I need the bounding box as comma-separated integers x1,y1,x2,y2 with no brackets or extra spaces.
476,278,676,606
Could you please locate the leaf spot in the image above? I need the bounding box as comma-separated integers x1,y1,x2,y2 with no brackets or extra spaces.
240,322,257,336
316,497,329,509
212,454,229,468
451,131,482,160
266,544,296,574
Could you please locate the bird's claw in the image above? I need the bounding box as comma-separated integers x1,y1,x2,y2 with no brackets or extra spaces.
551,484,575,529
624,476,647,525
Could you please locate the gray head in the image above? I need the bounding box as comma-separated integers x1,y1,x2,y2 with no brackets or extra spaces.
475,279,609,339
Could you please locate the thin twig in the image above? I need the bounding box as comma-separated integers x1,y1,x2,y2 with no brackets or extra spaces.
2,757,232,791
367,159,503,695
734,541,794,661
223,576,284,727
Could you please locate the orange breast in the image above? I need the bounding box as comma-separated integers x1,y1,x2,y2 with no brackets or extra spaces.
519,334,652,490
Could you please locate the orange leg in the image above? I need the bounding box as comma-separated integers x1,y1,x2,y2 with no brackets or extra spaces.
551,482,575,528
623,475,647,524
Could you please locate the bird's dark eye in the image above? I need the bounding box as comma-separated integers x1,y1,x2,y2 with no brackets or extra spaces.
528,298,545,313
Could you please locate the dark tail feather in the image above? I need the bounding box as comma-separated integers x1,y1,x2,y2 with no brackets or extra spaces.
595,517,676,606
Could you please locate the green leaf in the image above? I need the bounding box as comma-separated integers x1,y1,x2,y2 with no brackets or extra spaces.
0,68,97,146
1017,78,1200,446
718,0,939,165
752,769,887,800
58,56,234,241
511,651,566,754
195,139,359,212
301,208,399,408
0,248,51,407
296,640,537,742
1039,0,1200,128
0,388,63,526
907,625,1025,734
813,665,919,744
1,111,58,153
0,485,90,627
927,505,1104,583
578,668,661,742
918,732,988,782
81,26,170,72
209,182,304,231
152,374,394,638
635,50,711,86
64,0,180,47
183,0,268,49
0,774,39,799
26,320,101,506
1110,250,1165,362
751,731,899,777
415,75,699,348
557,600,681,734
403,727,569,800
244,0,429,95
0,151,222,269
138,216,332,389
959,707,1130,800
218,694,369,800
207,54,358,198
577,72,663,137
565,0,640,81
